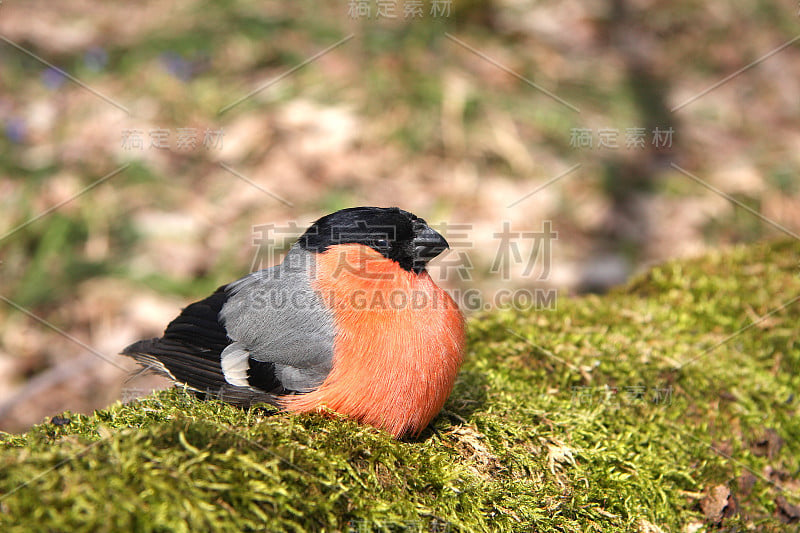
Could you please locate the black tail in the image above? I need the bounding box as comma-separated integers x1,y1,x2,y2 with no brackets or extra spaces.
121,286,279,407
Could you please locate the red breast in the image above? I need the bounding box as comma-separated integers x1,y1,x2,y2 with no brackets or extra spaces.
280,244,465,437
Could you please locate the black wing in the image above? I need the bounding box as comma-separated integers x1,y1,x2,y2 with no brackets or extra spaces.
121,285,286,405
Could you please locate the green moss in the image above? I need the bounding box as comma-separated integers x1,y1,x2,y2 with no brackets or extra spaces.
2,240,799,532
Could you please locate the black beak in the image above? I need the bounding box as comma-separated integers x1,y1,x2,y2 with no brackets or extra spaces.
413,225,449,262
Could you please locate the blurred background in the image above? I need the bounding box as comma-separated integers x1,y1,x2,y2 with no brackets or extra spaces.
1,0,799,432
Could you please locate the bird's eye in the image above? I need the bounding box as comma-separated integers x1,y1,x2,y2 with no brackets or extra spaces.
375,239,390,249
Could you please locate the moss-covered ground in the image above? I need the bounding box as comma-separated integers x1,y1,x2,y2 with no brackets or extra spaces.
1,240,799,532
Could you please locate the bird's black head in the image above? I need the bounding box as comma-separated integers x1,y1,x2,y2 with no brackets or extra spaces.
297,207,449,273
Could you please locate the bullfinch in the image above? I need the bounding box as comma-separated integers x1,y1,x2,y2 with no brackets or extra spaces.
122,207,465,438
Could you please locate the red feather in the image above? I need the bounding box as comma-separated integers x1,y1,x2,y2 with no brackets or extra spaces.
281,244,465,437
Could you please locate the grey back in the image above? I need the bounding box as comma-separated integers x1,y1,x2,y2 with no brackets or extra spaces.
219,245,336,392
